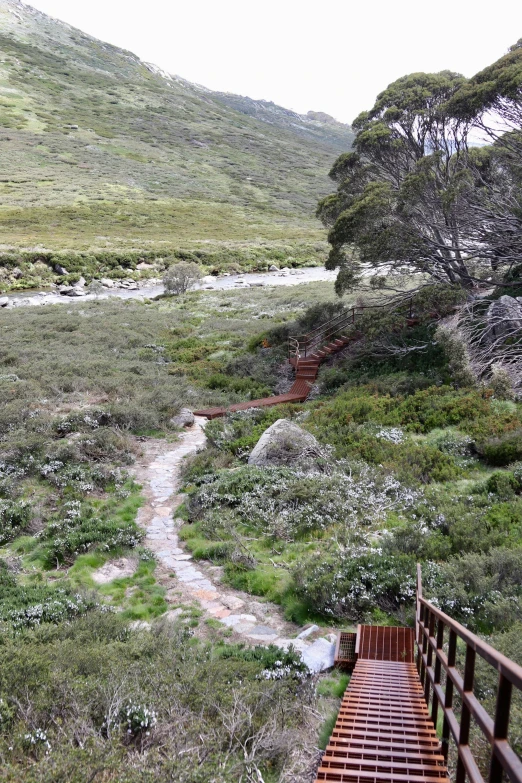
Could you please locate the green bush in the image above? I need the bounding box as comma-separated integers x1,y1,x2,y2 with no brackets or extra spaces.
0,562,96,631
478,429,522,466
293,549,417,621
485,471,519,499
424,548,522,632
0,499,31,544
37,499,143,567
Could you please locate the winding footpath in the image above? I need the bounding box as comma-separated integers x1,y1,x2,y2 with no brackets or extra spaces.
131,418,336,673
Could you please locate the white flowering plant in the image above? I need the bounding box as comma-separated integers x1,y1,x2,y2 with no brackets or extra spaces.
0,499,31,545
293,547,417,620
190,462,420,543
119,702,157,737
35,500,143,567
23,727,51,756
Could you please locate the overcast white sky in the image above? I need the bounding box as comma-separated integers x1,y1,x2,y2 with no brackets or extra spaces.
25,0,522,124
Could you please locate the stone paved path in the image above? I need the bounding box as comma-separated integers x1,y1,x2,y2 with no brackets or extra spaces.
132,418,336,673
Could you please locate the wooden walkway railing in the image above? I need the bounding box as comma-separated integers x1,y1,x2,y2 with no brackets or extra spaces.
316,567,522,783
416,565,522,783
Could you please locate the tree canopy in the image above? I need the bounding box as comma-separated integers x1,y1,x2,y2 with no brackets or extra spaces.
319,46,522,295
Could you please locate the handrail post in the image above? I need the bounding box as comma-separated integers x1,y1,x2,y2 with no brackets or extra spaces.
489,674,513,783
432,619,444,728
425,610,436,705
416,564,423,675
456,644,476,783
442,628,457,761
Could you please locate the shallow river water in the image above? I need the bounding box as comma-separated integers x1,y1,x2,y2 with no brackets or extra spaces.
3,267,337,309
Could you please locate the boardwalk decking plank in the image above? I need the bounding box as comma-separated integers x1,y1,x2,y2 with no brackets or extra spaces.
315,627,448,783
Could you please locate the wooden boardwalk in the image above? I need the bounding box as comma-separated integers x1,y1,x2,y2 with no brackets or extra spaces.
316,658,448,783
317,566,522,783
317,626,448,783
194,335,354,418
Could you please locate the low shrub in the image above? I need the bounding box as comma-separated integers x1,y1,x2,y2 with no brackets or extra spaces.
188,464,420,542
0,562,96,631
424,548,522,632
485,471,520,499
293,549,417,621
478,429,522,466
0,499,31,544
37,499,143,567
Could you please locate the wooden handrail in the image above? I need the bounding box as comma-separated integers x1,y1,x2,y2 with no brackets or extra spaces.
416,565,522,783
288,293,416,361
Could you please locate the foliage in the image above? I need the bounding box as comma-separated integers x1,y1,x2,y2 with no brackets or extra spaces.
0,499,31,544
424,548,522,632
187,463,420,542
0,613,318,781
477,429,522,466
0,562,96,631
163,262,202,296
293,549,417,621
319,47,522,293
35,496,143,567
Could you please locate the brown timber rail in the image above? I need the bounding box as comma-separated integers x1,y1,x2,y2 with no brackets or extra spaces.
288,293,416,363
416,564,522,783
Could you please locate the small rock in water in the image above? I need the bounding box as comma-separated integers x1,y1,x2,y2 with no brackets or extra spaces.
269,264,279,272
0,296,9,307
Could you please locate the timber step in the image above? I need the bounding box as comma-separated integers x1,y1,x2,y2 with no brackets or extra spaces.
317,626,447,783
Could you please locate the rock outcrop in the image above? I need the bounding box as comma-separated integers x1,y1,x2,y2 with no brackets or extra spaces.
170,408,195,428
486,295,522,341
248,418,325,470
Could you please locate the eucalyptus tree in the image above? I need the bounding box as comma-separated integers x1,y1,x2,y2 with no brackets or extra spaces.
318,71,515,294
447,41,522,284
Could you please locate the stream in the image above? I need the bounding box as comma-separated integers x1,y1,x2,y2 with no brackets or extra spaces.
2,267,338,309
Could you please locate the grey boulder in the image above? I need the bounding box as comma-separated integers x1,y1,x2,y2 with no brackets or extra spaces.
248,418,325,469
170,408,195,428
301,637,336,673
0,296,9,307
486,295,522,341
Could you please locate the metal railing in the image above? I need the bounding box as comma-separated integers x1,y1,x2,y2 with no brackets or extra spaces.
416,564,522,783
288,294,415,362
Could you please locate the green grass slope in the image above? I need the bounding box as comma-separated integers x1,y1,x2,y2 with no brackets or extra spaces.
0,0,353,269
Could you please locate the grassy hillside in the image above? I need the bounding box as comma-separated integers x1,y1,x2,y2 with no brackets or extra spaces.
0,0,353,287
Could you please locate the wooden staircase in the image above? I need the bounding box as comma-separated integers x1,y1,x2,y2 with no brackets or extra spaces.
194,333,357,419
194,296,416,420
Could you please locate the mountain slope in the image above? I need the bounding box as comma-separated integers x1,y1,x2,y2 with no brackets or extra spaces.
0,0,353,268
